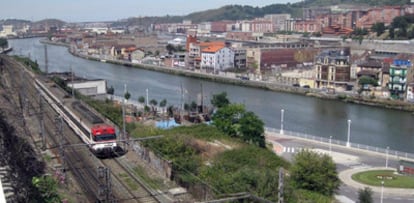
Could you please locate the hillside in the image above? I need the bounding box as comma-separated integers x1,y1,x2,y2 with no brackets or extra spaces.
115,0,410,27
32,18,66,28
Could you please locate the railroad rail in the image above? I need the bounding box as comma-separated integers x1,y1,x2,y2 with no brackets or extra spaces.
1,55,164,202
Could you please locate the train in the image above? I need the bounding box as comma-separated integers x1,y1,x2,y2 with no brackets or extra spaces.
34,78,125,158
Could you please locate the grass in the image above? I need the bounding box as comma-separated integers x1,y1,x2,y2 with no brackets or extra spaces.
133,165,167,189
43,154,53,163
123,177,139,190
352,170,414,188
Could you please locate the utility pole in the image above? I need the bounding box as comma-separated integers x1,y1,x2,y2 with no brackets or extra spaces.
39,90,46,150
278,167,284,203
56,116,65,185
44,44,48,74
97,166,112,202
123,84,127,147
200,82,203,113
71,66,74,98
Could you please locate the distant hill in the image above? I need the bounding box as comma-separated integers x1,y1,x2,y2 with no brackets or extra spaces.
0,19,31,26
32,19,66,28
115,0,410,27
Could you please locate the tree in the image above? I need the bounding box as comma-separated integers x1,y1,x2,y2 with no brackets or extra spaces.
389,27,395,39
371,22,385,37
358,35,364,45
290,150,340,196
212,104,245,137
138,96,145,105
358,76,378,86
184,103,190,111
149,99,158,106
32,176,61,203
0,38,8,50
190,101,198,111
124,91,131,101
159,98,167,108
238,111,265,148
107,85,114,100
211,92,230,108
166,44,176,54
358,187,373,203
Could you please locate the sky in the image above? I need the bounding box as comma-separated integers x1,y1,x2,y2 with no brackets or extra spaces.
1,0,301,22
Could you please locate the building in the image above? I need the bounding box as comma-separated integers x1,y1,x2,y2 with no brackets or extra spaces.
264,14,291,32
388,59,410,99
211,21,235,33
0,25,16,37
234,48,247,69
187,40,227,69
356,59,389,87
315,48,351,90
250,19,274,33
294,20,320,33
200,45,234,73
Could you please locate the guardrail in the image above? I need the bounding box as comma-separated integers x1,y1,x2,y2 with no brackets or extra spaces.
265,127,414,160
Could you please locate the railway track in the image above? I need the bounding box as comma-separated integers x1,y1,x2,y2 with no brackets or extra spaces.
1,55,164,203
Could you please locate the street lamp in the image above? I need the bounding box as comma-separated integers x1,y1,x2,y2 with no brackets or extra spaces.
386,146,389,168
122,84,127,144
280,109,284,134
346,119,351,147
146,88,149,106
380,180,384,203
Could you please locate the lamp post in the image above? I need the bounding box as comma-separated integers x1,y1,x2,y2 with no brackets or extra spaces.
280,109,284,134
346,119,351,147
146,88,149,106
386,146,389,168
380,180,384,203
122,84,127,145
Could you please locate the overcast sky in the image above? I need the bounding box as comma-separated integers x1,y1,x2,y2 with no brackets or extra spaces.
1,0,301,22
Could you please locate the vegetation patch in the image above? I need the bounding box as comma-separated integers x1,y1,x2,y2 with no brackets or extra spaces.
133,166,167,189
352,170,414,188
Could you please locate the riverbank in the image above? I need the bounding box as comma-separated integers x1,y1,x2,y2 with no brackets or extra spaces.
40,39,414,112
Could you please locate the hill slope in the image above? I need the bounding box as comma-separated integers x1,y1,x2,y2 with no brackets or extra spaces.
117,0,410,26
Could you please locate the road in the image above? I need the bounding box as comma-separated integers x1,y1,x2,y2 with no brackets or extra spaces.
266,132,414,203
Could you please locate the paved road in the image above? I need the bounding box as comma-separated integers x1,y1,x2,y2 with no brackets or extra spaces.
266,132,414,203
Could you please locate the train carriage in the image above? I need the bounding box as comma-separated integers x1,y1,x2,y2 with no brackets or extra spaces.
35,78,124,158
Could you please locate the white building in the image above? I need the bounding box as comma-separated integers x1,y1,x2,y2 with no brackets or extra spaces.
68,79,107,96
0,25,16,37
167,38,186,46
201,46,234,72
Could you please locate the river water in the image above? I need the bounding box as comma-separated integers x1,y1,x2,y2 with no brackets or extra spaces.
9,38,414,153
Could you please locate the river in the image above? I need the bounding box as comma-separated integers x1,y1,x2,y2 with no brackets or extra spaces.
8,38,414,153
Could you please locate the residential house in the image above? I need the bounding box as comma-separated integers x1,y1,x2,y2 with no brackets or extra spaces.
128,49,145,63
315,48,352,91
110,44,137,60
234,48,247,69
187,40,226,69
388,59,410,99
200,44,234,73
356,59,390,97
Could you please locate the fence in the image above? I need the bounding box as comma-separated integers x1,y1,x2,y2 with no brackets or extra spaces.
265,127,414,161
